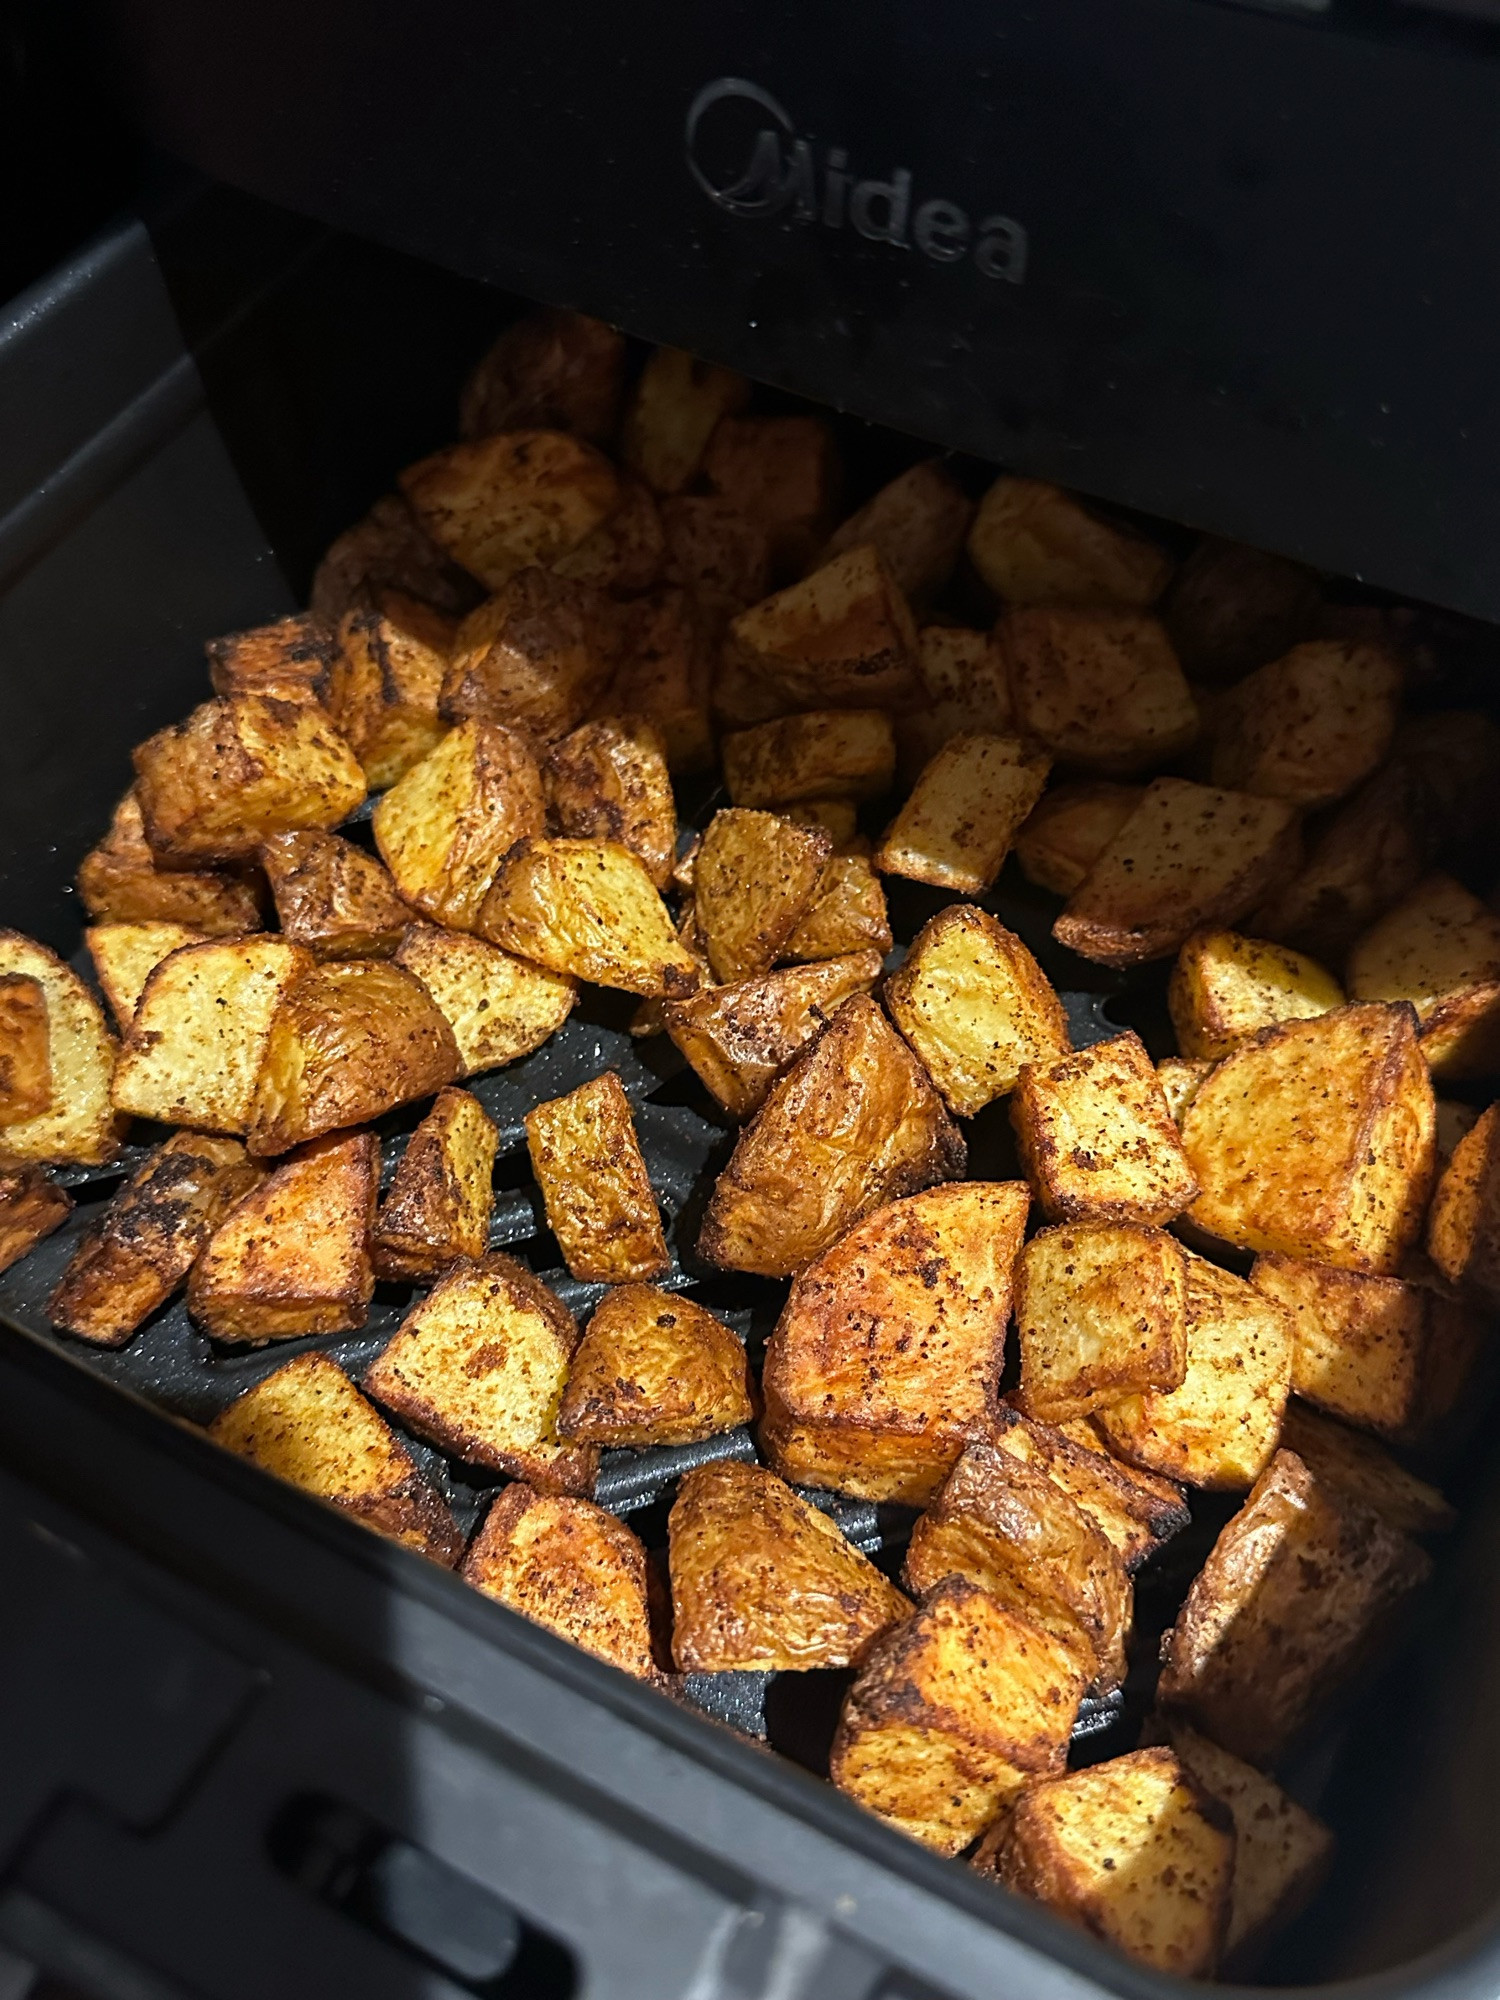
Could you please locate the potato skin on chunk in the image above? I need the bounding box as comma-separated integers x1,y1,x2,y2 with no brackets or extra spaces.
1168,927,1343,1060
694,808,831,984
372,1087,497,1282
440,567,617,745
0,973,52,1124
967,476,1172,609
721,709,895,810
1011,1032,1198,1227
557,1285,754,1447
326,594,450,791
990,1405,1189,1571
524,1071,669,1284
1015,781,1142,899
399,430,620,592
1003,609,1198,777
664,951,882,1120
460,309,625,445
77,790,264,935
0,1168,71,1276
1428,1100,1500,1305
545,714,677,888
480,837,701,997
1014,1223,1188,1424
259,830,415,960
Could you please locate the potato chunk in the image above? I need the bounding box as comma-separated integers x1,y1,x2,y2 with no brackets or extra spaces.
1157,1447,1430,1763
399,430,620,591
77,791,264,935
1155,1056,1213,1126
551,476,665,596
663,951,882,1119
557,1284,754,1447
1012,1032,1198,1227
462,1484,659,1680
702,414,841,574
0,973,51,1125
1427,1100,1500,1304
722,709,895,810
782,850,893,963
607,588,716,773
1252,760,1431,961
393,923,574,1076
830,1575,1087,1855
459,308,625,444
0,1168,71,1274
480,837,700,997
820,460,974,600
1348,873,1500,1080
210,1351,462,1564
310,492,480,626
1181,1001,1436,1274
990,1406,1189,1570
977,1748,1233,1977
86,921,208,1030
967,476,1173,609
761,1181,1029,1504
441,568,617,744
524,1071,668,1283
1168,927,1344,1060
1054,778,1302,967
885,906,1070,1118
699,995,965,1277
694,809,831,984
326,594,449,789
1211,641,1401,808
364,1253,595,1493
667,1459,909,1673
731,560,918,727
0,934,121,1167
1277,1400,1453,1535
660,496,773,625
260,830,413,960
187,1132,378,1341
875,734,1051,895
133,695,366,866
49,1133,262,1346
901,624,1016,777
544,714,676,888
1004,610,1198,775
1014,1224,1187,1424
1015,782,1143,898
619,347,749,495
206,612,339,701
1163,537,1321,684
372,1087,496,1282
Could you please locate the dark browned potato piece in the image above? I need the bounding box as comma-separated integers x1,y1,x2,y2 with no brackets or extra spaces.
0,973,51,1126
440,568,618,744
819,459,975,601
545,715,677,888
259,830,415,959
726,545,920,711
721,709,896,810
1011,1031,1199,1226
399,431,621,593
702,413,841,574
557,1284,755,1447
1276,1400,1454,1535
990,1405,1190,1570
310,492,481,624
694,809,832,983
459,309,626,444
206,612,340,701
1427,1099,1500,1306
660,496,774,624
607,588,717,773
0,1167,71,1275
326,593,451,790
620,348,750,496
966,475,1174,609
76,791,264,935
1015,781,1144,899
553,477,665,596
1163,536,1321,684
524,1071,668,1283
371,1087,497,1282
1003,609,1199,776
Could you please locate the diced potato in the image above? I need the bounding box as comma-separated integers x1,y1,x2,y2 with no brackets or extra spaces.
761,1181,1030,1505
967,476,1174,609
830,1575,1087,1855
259,830,413,960
86,921,208,1030
607,587,716,773
1163,536,1321,685
782,850,893,962
875,734,1051,895
187,1132,378,1340
206,612,339,702
726,544,920,711
462,1484,660,1679
901,624,1016,778
660,495,774,623
990,1405,1189,1570
132,694,366,866
310,492,481,626
459,308,626,444
372,719,546,933
698,994,965,1277
976,1747,1234,1977
524,1071,668,1283
393,923,575,1076
884,905,1071,1119
545,714,676,888
819,460,974,600
551,477,665,595
1428,1100,1500,1305
0,933,122,1168
1157,1447,1431,1763
667,1459,909,1672
710,645,797,731
1156,1056,1213,1126
1011,1031,1198,1227
1003,610,1198,775
694,809,831,983
1348,873,1500,1080
722,709,895,809
1168,928,1344,1060
210,1350,462,1564
479,837,701,996
1252,761,1431,961
1277,1400,1454,1535
372,1087,497,1282
1054,778,1302,967
663,952,882,1119
326,594,450,789
441,568,618,746
1394,708,1500,849
1094,1253,1292,1490
1015,782,1143,898
1436,1097,1480,1171
1014,1224,1187,1424
49,1133,262,1346
1181,1001,1436,1273
76,790,264,935
0,1167,71,1275
363,1253,596,1493
557,1284,754,1447
784,798,860,845
1210,641,1402,807
702,414,842,574
0,973,52,1125
399,430,621,591
619,347,750,495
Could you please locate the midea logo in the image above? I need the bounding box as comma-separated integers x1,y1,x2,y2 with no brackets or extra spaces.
685,78,1027,284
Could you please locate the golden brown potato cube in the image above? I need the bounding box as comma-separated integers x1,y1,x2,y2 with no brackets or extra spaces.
761,1180,1030,1505
726,543,920,711
49,1133,263,1346
551,478,665,596
990,1405,1190,1570
1054,778,1302,967
1012,1031,1198,1227
0,973,51,1125
544,714,676,888
206,612,339,702
0,933,122,1168
663,951,882,1119
967,477,1174,610
1428,1100,1500,1304
819,460,975,600
132,694,366,867
480,837,700,997
1094,1252,1292,1489
399,430,620,591
259,830,413,960
1155,1056,1213,1126
831,1575,1087,1855
901,624,1016,779
326,595,450,790
393,923,574,1077
722,709,895,809
462,1483,660,1679
1157,1447,1431,1763
1182,1001,1436,1274
557,1284,754,1447
1168,927,1344,1060
372,1087,497,1282
1003,610,1199,776
659,496,774,624
694,809,831,984
363,1252,595,1493
1014,1224,1188,1424
459,309,626,444
0,1167,71,1274
1014,782,1143,898
1163,537,1321,684
782,850,893,963
1348,873,1500,1080
187,1131,378,1341
524,1071,668,1284
699,994,965,1278
210,1350,462,1564
668,1458,909,1672
606,587,716,774
1277,1400,1454,1535
86,921,208,1031
310,492,481,626
703,414,842,574
876,734,1051,895
619,347,750,495
977,1747,1234,1977
1211,641,1402,808
441,567,617,747
885,906,1071,1118
76,791,264,935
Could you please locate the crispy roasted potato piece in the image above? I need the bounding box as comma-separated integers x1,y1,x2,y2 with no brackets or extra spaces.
371,1087,496,1282
462,1483,660,1678
875,734,1051,896
544,714,676,888
977,1748,1234,1977
722,709,895,809
1012,1032,1198,1227
703,414,841,574
76,791,264,935
901,624,1016,779
132,695,366,867
1015,782,1143,898
1014,1224,1187,1424
0,1167,71,1274
206,612,339,702
884,906,1070,1118
820,460,974,600
460,309,626,444
210,1350,462,1563
1157,1446,1431,1763
1211,641,1401,808
727,544,920,711
605,587,716,773
399,430,620,591
393,923,574,1076
1181,1001,1436,1273
1168,927,1343,1060
524,1071,668,1283
967,477,1173,609
0,933,122,1168
1277,1400,1454,1535
49,1133,262,1346
831,1575,1087,1854
1054,778,1302,967
551,476,665,596
761,1181,1030,1504
784,798,859,844
660,495,774,625
1348,873,1500,1080
86,921,208,1031
441,568,617,745
1428,1100,1500,1304
259,830,413,960
668,1458,909,1672
710,645,798,732
326,595,450,789
782,850,893,963
1163,537,1321,684
1252,761,1431,961
480,837,700,997
0,973,51,1125
1003,610,1198,775
620,347,750,495
699,994,965,1278
364,1253,595,1492
991,1405,1189,1570
663,952,882,1119
557,1284,754,1447
187,1132,377,1340
694,809,831,984
1436,1097,1480,1171
310,492,481,625
1155,1056,1213,1126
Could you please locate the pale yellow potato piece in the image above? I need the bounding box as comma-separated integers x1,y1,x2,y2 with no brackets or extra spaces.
1015,782,1143,898
394,923,575,1077
1168,928,1344,1060
206,612,339,701
545,713,676,888
875,734,1051,895
1277,1400,1454,1535
1428,1100,1500,1305
967,476,1173,609
441,568,618,744
399,429,620,590
1348,873,1500,1080
1014,1223,1187,1424
619,347,749,494
372,1086,497,1282
694,809,831,983
524,1071,668,1283
990,1405,1190,1571
76,790,264,936
820,460,974,599
782,850,893,962
557,1284,754,1447
1011,1031,1198,1226
479,837,701,997
722,709,895,808
1155,1056,1213,1126
259,830,413,960
327,594,450,789
86,920,208,1030
663,952,882,1119
1003,609,1198,775
1211,640,1402,807
459,308,626,444
607,588,716,773
727,543,920,711
702,413,842,574
1163,536,1321,684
